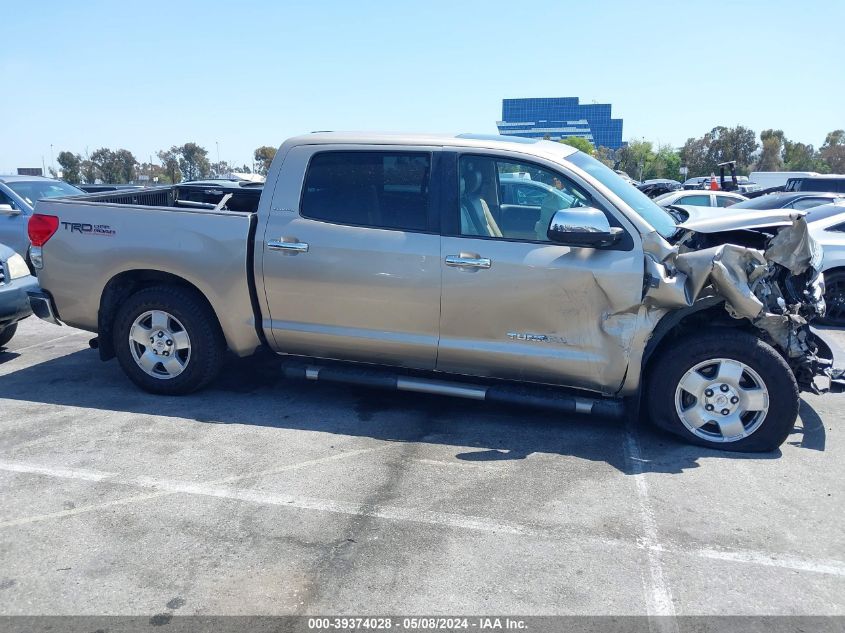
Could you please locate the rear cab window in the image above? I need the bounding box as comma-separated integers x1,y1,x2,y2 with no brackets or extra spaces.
301,151,432,232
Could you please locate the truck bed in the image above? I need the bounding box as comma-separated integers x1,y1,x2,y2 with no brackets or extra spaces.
75,183,262,214
32,189,263,356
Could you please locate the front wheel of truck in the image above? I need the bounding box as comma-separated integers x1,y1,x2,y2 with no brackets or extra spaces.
113,285,225,395
646,330,798,452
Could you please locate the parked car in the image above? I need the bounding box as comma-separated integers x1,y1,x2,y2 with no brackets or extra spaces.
0,243,38,348
801,204,845,326
26,133,840,452
784,174,845,194
499,173,579,207
748,171,820,190
729,191,845,212
682,177,711,190
730,176,762,195
637,179,682,198
0,176,85,256
654,190,747,209
684,175,760,195
614,170,640,186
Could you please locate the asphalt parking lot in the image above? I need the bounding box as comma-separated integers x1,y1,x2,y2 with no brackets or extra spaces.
1,317,844,619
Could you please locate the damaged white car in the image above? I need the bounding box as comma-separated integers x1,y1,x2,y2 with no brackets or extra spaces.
26,134,842,453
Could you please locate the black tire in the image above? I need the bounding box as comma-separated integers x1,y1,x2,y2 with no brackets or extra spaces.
646,329,798,452
0,322,18,348
818,270,845,327
113,285,225,395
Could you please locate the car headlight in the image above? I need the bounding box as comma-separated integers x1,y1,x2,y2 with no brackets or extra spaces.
6,253,30,280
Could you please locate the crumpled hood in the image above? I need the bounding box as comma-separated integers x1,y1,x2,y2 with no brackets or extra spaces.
643,215,834,392
676,205,798,233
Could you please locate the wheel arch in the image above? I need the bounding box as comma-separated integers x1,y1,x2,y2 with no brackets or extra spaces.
97,269,223,361
641,297,756,379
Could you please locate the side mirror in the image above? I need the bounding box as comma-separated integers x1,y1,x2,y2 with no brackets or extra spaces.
547,207,623,247
0,203,20,216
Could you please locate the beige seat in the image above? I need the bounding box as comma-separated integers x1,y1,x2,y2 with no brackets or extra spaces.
460,170,502,238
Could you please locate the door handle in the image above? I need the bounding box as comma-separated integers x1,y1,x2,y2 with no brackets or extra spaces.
267,240,309,254
445,255,491,269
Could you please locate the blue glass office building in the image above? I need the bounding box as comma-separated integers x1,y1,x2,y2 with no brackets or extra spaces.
496,97,623,149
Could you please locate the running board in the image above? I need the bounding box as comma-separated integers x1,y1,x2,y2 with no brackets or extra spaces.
281,362,625,419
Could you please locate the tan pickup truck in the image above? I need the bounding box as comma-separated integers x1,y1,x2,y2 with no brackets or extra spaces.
26,133,841,451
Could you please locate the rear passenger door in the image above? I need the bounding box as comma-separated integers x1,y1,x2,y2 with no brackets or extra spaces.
260,146,443,370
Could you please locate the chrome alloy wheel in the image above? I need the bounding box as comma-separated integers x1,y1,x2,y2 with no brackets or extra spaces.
674,358,770,443
128,310,191,379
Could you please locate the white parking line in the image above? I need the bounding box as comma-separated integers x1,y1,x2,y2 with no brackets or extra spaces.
0,460,114,482
0,446,392,528
690,547,845,577
2,455,845,581
624,426,679,632
7,331,88,354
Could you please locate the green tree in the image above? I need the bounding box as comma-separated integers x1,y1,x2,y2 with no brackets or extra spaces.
138,162,170,184
783,140,819,171
157,148,182,184
680,135,711,177
594,146,617,169
617,139,655,181
210,161,233,178
114,149,137,183
646,144,681,180
756,129,785,171
254,146,277,176
81,159,97,184
177,142,211,181
706,125,758,174
559,137,595,154
90,148,121,183
680,126,758,176
88,148,137,183
57,151,82,184
820,130,845,173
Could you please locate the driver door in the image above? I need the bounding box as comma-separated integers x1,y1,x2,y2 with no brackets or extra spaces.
437,153,644,394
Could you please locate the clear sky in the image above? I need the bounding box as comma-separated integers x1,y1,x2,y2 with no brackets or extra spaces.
2,0,843,173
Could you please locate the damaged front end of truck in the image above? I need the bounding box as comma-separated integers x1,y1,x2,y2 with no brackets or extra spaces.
641,212,844,394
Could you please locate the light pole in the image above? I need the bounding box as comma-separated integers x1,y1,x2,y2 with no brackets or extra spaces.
50,144,55,175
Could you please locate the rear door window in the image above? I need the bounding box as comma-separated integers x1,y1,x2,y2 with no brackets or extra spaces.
792,197,831,210
301,151,431,231
677,194,712,206
716,196,740,208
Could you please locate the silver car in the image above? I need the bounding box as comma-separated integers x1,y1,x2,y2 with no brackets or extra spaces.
654,189,747,209
0,176,85,257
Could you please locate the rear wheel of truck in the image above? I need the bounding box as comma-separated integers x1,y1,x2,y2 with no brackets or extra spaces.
113,285,225,395
646,329,798,452
0,323,18,348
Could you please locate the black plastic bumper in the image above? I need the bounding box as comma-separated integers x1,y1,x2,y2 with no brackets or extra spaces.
27,289,61,326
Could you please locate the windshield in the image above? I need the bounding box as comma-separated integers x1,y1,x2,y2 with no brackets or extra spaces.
6,180,84,209
567,151,677,238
